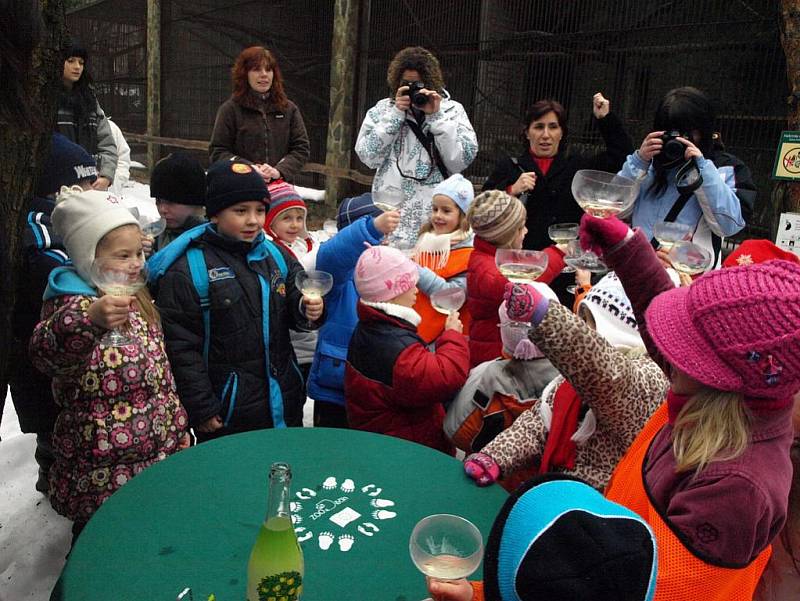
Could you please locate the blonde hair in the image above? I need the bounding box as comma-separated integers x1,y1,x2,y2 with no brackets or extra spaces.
672,388,751,473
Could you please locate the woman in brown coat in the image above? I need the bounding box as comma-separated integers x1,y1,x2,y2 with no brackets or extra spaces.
209,46,310,182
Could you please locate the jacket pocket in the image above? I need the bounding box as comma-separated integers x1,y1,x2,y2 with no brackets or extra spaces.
220,371,239,427
314,340,348,390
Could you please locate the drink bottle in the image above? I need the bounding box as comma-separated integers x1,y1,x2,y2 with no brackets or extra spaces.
246,462,304,601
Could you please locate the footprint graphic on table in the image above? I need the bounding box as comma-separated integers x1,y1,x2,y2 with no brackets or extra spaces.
291,514,303,525
372,509,397,520
318,531,334,550
370,498,395,508
361,484,383,497
338,534,355,552
322,476,337,490
357,522,380,536
294,527,313,543
340,478,355,493
290,501,302,513
296,487,317,500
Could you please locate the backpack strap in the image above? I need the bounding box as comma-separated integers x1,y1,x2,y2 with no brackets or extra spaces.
186,246,211,366
263,239,288,278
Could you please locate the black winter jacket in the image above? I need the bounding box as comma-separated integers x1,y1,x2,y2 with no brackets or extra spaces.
154,228,320,433
12,197,67,433
483,112,634,252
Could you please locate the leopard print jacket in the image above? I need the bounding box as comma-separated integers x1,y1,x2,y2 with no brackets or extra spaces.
481,301,668,490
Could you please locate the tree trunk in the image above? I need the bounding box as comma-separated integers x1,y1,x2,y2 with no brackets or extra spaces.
0,0,66,396
779,0,800,216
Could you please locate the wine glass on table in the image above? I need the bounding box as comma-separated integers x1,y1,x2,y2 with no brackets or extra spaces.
668,241,713,277
495,249,549,283
653,221,693,250
571,169,639,219
295,270,334,300
409,514,484,601
91,256,148,346
548,222,579,273
430,288,466,317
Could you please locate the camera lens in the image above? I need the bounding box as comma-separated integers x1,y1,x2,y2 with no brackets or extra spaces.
412,93,429,107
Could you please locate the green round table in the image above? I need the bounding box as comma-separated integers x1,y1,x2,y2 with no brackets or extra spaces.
53,428,507,601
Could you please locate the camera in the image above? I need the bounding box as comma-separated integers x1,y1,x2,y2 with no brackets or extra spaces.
657,130,689,167
403,80,429,108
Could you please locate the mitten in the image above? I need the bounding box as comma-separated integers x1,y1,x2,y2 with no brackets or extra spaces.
464,452,501,487
579,214,631,256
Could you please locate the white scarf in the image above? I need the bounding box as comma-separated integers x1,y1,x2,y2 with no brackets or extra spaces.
361,300,422,326
413,229,471,271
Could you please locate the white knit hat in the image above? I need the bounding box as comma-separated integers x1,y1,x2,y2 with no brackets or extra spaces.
52,186,139,282
578,272,642,349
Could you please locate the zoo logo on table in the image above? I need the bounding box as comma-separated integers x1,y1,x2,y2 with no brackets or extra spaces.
291,476,397,553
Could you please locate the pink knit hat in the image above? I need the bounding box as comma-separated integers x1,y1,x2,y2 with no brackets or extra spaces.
646,259,800,400
355,245,419,303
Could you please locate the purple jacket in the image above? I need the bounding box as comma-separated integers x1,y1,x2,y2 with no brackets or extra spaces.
606,229,794,567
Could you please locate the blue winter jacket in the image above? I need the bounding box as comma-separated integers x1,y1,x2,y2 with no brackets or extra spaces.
307,216,383,406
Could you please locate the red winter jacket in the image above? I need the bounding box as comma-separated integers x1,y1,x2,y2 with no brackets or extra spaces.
466,236,565,367
345,303,469,454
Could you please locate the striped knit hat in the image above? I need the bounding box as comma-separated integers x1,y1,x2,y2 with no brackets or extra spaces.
265,180,306,228
468,190,526,245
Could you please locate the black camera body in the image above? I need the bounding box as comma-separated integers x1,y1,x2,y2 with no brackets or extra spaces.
403,80,429,108
657,130,689,167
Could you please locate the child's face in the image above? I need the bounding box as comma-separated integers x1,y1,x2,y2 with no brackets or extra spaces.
391,285,418,308
95,224,145,275
271,208,305,244
668,364,704,396
511,225,528,250
156,200,200,230
212,201,265,242
431,195,462,235
63,56,84,86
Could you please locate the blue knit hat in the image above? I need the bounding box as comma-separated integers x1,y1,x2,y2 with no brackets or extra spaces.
337,192,382,230
484,475,657,601
35,133,97,196
205,159,268,217
432,173,474,215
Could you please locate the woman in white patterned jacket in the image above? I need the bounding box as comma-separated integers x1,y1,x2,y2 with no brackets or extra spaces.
355,46,478,245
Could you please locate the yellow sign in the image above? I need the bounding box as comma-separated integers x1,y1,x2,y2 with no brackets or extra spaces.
772,131,800,181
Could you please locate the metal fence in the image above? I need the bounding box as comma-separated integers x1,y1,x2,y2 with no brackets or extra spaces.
67,0,787,232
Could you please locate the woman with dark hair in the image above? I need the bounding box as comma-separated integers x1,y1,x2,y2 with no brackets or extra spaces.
57,43,118,190
209,46,310,183
483,94,632,254
355,46,478,245
622,87,755,265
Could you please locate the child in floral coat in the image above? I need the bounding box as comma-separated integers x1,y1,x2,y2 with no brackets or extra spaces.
30,186,188,540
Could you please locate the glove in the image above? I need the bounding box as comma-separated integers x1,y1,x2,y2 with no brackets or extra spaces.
464,452,501,487
503,282,544,323
579,214,631,256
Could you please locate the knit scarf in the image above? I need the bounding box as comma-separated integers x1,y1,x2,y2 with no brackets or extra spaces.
538,380,596,472
414,229,470,271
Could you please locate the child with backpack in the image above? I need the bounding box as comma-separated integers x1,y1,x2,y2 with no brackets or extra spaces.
29,186,188,541
150,159,323,440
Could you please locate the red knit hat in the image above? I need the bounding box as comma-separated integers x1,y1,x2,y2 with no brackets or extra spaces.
723,239,800,268
264,180,306,233
646,260,800,400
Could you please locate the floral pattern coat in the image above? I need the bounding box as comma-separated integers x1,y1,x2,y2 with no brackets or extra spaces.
30,294,188,522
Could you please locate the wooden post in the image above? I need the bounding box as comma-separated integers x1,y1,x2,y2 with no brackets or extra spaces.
324,0,360,210
146,0,161,170
779,0,800,233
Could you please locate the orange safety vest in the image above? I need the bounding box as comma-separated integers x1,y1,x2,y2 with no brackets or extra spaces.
415,247,473,343
605,403,772,601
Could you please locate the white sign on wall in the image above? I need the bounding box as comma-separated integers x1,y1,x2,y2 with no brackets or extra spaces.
776,212,800,258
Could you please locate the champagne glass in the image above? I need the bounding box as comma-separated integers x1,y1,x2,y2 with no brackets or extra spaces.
653,221,693,250
372,185,405,213
295,270,334,299
90,256,147,346
548,222,579,273
562,241,608,294
409,514,484,601
140,216,167,238
430,288,465,316
668,241,713,276
322,219,338,238
571,170,638,218
495,249,549,283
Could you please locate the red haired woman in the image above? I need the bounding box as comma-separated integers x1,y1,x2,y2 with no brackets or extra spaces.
210,46,310,182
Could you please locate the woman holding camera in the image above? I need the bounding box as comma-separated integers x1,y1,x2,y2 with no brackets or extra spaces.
210,46,310,183
355,46,478,245
621,87,755,265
